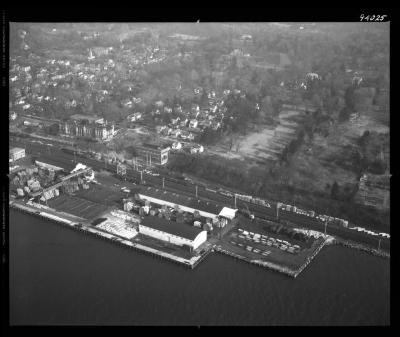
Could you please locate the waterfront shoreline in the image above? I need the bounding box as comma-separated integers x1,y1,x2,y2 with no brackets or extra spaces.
328,238,390,259
9,200,389,279
10,207,391,326
9,201,209,269
214,238,327,278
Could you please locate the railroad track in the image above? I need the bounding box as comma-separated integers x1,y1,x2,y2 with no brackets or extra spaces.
10,139,390,251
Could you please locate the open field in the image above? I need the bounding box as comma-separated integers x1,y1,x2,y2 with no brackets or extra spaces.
74,182,128,207
287,140,358,194
47,194,107,220
208,108,305,167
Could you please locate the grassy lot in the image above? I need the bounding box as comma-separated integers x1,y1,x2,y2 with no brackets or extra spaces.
208,109,304,168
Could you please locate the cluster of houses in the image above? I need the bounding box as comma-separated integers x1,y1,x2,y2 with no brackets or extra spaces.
9,36,172,120
9,55,114,113
153,97,226,143
118,42,168,66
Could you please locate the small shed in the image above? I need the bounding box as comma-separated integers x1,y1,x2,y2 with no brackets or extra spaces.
218,207,238,220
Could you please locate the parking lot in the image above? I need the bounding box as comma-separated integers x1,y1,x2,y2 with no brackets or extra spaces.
232,228,301,255
219,225,326,270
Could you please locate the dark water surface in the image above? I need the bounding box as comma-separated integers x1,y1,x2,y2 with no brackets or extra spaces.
9,210,390,325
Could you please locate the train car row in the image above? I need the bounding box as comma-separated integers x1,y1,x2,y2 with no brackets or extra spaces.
278,202,348,227
280,210,389,248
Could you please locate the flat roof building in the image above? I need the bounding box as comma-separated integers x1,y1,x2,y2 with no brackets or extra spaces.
218,207,238,220
59,117,114,141
35,156,73,172
136,143,170,166
139,216,207,250
70,114,104,125
35,160,64,172
9,147,25,162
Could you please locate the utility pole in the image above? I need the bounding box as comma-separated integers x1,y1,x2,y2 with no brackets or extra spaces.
234,194,237,208
378,238,381,251
276,204,280,220
324,219,328,235
140,170,143,183
162,177,165,189
195,185,198,198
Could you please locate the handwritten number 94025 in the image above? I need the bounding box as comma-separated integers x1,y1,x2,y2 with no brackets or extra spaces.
360,14,387,22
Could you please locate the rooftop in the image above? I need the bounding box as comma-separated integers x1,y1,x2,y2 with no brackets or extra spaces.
10,147,25,154
140,216,205,241
70,114,103,123
35,156,73,172
218,207,238,220
139,186,224,215
138,143,170,151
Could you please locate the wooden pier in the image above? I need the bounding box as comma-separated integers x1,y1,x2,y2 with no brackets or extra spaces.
10,201,210,269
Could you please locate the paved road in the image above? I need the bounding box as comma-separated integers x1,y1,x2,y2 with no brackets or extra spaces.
10,135,390,251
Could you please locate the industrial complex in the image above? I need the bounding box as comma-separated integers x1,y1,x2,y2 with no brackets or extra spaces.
9,142,390,276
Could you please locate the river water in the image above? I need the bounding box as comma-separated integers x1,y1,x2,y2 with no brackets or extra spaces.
9,210,390,325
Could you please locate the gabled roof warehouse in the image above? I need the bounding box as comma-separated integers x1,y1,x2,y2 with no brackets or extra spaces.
140,216,204,241
138,186,224,217
35,157,73,172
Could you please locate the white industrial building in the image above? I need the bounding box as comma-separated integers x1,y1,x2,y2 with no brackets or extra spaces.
35,160,64,172
137,187,238,228
9,147,25,162
218,207,238,227
139,216,207,250
137,187,224,220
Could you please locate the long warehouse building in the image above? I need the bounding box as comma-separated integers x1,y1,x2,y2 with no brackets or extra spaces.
139,216,207,250
137,186,237,221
